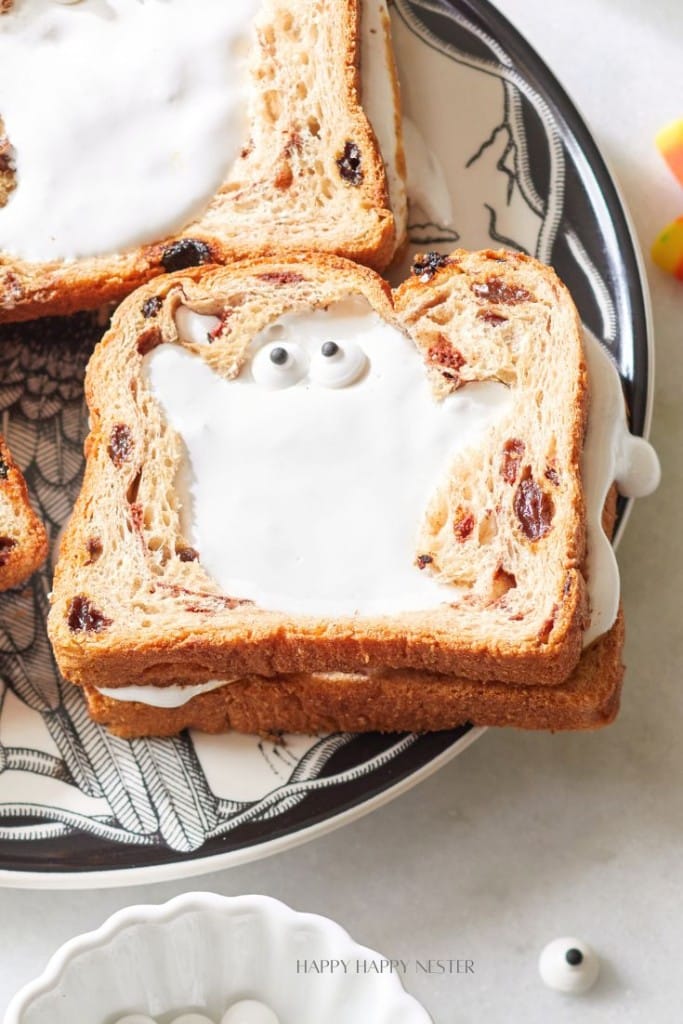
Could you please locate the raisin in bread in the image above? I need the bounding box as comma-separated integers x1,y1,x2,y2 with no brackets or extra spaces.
0,435,47,589
48,250,589,693
0,0,406,322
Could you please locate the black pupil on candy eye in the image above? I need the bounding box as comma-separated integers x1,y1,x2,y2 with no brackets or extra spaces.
270,346,288,365
565,949,583,967
322,341,339,357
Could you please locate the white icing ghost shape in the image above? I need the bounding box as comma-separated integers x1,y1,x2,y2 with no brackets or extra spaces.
146,297,511,617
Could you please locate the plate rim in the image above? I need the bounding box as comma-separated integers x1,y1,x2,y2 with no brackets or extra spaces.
0,0,655,887
0,728,486,889
454,0,656,542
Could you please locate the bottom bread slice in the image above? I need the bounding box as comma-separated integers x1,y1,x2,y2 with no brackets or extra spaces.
84,613,624,738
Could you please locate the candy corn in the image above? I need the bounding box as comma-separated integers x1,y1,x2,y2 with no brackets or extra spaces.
651,217,683,280
656,119,683,186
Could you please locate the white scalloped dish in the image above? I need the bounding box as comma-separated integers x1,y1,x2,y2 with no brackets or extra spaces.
4,893,432,1024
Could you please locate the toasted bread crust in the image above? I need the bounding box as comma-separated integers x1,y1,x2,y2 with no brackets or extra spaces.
84,613,624,738
48,250,590,689
0,436,47,590
0,0,400,322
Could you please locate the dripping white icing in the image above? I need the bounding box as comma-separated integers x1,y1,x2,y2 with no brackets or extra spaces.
581,328,660,645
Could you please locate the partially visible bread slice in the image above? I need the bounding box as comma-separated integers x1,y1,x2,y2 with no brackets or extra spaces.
0,0,404,322
48,250,588,689
84,613,624,738
0,435,47,589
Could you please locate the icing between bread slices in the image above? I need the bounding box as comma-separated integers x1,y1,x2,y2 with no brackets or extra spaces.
98,320,659,709
97,678,234,709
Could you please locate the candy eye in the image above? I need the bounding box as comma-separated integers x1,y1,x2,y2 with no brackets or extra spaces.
309,339,368,388
538,937,600,994
251,341,308,389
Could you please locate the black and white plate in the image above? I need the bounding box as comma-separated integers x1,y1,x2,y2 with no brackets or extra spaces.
0,0,652,886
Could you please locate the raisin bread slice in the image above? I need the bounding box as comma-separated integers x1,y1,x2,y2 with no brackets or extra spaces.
0,435,47,589
0,0,405,322
48,250,588,689
84,612,624,738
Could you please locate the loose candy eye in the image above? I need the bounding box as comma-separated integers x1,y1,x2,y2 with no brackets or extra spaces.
309,339,368,388
538,937,600,994
251,342,308,389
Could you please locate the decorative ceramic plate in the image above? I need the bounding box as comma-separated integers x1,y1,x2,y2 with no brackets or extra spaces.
0,0,652,886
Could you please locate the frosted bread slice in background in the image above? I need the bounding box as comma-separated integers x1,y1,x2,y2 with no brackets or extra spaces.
0,435,47,590
0,0,406,322
48,250,592,693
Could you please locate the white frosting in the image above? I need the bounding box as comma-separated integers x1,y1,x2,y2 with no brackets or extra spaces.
538,937,600,995
581,329,660,644
98,678,231,709
174,308,222,348
147,297,512,617
0,0,256,261
402,116,454,227
98,323,659,708
361,0,408,237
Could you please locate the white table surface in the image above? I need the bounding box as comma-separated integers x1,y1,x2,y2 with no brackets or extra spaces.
2,1,682,1021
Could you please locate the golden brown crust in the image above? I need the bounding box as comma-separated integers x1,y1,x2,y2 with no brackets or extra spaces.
0,0,400,322
84,612,624,737
0,436,48,590
48,250,591,690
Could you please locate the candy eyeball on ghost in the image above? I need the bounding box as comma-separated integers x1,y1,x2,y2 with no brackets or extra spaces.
309,338,368,388
251,340,309,389
538,937,600,994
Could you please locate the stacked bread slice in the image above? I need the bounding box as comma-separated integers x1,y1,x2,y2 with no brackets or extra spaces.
48,251,625,735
